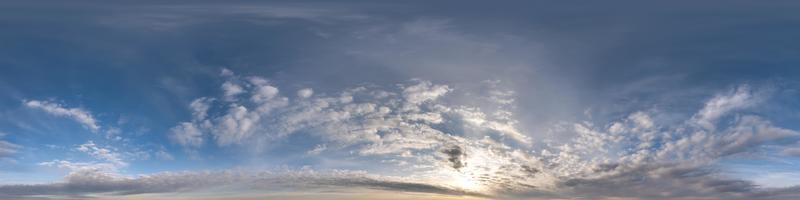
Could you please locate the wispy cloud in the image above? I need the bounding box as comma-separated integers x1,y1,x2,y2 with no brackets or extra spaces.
0,141,17,158
76,141,127,168
23,100,100,132
0,132,17,158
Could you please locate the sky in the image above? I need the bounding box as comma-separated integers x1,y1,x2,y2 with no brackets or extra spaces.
1,1,800,199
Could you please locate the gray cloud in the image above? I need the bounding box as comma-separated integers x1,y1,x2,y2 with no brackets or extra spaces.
0,169,484,199
553,164,754,199
783,146,800,156
441,145,466,170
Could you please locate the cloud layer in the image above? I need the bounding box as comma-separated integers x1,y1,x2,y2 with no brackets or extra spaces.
9,70,795,199
0,169,481,199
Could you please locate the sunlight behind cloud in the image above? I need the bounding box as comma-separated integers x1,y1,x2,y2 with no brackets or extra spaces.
2,1,800,200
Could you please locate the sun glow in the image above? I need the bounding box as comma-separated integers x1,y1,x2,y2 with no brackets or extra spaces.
452,174,484,192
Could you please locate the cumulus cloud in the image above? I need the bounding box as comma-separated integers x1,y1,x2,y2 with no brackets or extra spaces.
401,79,451,105
39,141,132,179
105,71,800,199
24,100,101,132
155,70,541,195
38,160,119,175
168,122,204,148
691,85,761,131
167,70,528,169
297,88,314,98
221,82,244,100
76,141,127,167
501,84,800,199
3,75,800,200
189,97,214,120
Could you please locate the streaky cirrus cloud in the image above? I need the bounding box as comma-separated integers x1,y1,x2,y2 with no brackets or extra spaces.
23,100,101,132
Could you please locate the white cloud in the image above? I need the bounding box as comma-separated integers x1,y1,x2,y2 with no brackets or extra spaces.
24,100,100,132
483,80,515,105
104,127,122,141
628,111,654,130
297,88,314,98
692,85,760,130
307,144,326,155
155,149,175,161
162,71,539,195
495,84,800,199
0,141,19,158
39,160,120,174
220,68,235,77
189,97,214,120
401,80,451,105
248,77,280,104
0,132,18,158
221,81,244,100
168,122,204,148
212,105,261,146
38,141,136,185
76,141,127,167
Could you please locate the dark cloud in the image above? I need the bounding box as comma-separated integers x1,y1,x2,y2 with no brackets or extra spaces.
441,145,466,170
520,165,540,176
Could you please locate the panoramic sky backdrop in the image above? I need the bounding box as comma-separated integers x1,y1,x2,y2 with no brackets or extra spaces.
2,1,800,199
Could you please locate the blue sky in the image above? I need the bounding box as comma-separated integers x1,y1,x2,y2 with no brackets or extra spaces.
1,1,800,199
